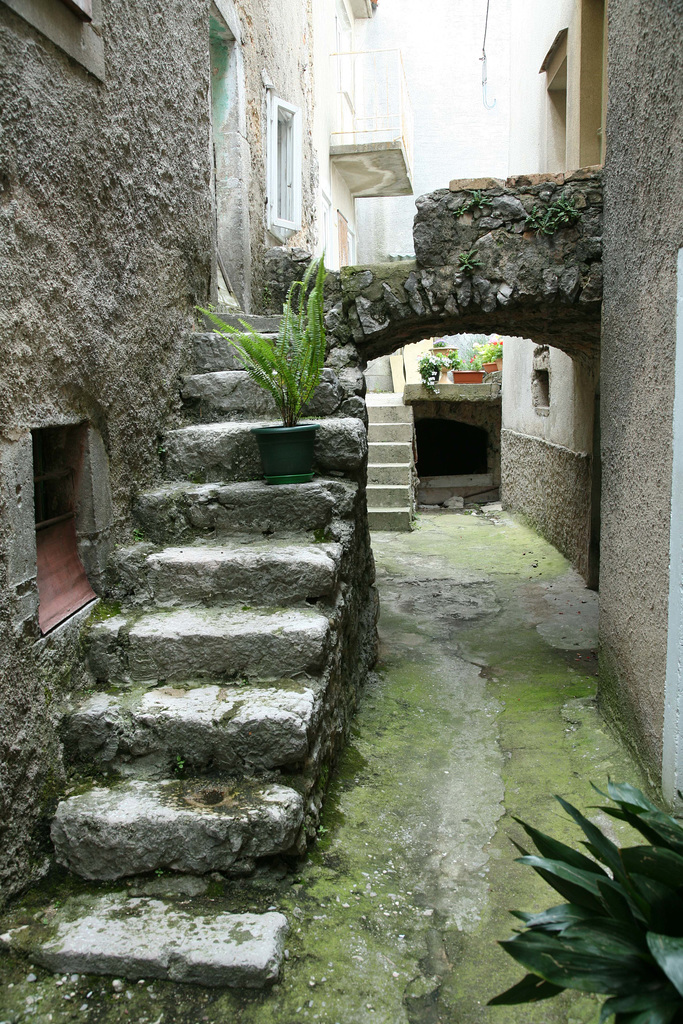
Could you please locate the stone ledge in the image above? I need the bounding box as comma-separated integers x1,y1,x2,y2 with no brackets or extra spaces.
404,383,501,404
449,176,506,192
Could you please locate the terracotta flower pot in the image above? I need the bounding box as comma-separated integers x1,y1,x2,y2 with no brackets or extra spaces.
483,362,498,373
438,368,450,384
452,370,485,383
495,358,503,371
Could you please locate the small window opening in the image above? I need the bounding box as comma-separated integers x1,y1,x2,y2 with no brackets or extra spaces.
33,424,96,634
532,368,551,411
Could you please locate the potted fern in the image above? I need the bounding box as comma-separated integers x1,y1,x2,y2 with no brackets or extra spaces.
199,258,327,484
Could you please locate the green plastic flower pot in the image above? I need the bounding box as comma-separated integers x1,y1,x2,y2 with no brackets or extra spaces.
251,423,320,484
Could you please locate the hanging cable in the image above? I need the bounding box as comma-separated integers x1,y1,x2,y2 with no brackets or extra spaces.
480,0,496,110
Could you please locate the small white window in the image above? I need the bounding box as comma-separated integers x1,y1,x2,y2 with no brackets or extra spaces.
267,94,302,239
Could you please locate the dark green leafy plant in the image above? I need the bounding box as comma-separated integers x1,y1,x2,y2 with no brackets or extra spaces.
454,189,494,217
490,781,683,1023
525,197,580,236
446,350,463,371
458,249,483,275
198,258,326,428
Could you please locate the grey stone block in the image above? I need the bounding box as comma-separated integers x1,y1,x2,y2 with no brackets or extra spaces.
66,682,322,775
17,896,288,987
133,478,358,544
110,540,341,607
367,509,413,531
87,606,330,683
366,485,411,509
51,778,305,879
164,417,366,483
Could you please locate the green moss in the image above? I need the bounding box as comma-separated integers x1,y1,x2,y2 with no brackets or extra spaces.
86,600,122,624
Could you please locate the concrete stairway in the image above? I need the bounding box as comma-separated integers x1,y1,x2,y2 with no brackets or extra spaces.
366,394,415,531
6,317,375,989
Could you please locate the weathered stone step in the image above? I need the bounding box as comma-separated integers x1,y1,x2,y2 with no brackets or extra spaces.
367,462,412,485
163,417,366,483
367,421,413,443
109,539,341,607
368,508,413,531
366,404,413,424
66,681,322,776
183,370,278,420
182,368,345,423
197,312,282,336
51,778,305,880
366,484,412,509
134,478,358,545
1,894,288,988
87,606,330,683
192,332,252,373
368,440,413,463
193,328,278,374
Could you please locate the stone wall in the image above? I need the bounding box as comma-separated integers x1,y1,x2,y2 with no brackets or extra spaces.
229,0,318,308
0,0,215,903
501,337,598,584
266,172,603,367
501,429,592,580
599,0,683,786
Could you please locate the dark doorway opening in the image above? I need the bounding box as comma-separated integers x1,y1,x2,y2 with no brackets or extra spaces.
32,423,96,634
415,419,488,477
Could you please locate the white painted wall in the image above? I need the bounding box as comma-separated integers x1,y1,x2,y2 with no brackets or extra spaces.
501,338,595,452
507,0,575,174
663,250,683,807
311,0,360,270
354,0,512,263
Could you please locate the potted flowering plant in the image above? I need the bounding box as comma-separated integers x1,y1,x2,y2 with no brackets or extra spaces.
474,337,504,372
418,353,445,392
198,258,326,484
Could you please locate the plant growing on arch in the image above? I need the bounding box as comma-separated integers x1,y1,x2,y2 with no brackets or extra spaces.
489,781,683,1022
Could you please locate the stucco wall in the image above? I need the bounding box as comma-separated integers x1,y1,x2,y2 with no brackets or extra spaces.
0,0,216,902
354,0,511,263
599,0,683,785
233,0,318,305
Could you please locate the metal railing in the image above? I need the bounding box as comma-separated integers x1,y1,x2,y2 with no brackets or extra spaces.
330,49,414,180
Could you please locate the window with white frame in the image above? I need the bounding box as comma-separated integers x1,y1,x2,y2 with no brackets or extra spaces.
267,94,302,238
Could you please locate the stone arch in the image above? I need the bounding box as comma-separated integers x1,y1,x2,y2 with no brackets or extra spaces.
265,169,602,368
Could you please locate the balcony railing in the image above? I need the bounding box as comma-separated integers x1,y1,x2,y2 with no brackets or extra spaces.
330,48,414,194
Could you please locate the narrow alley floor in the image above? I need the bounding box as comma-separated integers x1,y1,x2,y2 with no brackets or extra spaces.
1,509,649,1024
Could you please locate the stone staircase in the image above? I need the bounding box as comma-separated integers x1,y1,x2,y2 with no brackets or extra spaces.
1,317,376,989
366,394,415,531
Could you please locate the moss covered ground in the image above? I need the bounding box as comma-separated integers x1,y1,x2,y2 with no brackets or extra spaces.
0,510,650,1023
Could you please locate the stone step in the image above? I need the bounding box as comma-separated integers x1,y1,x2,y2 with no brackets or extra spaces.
368,440,413,463
192,332,251,373
197,312,282,335
51,778,305,880
87,606,330,684
367,421,413,443
163,417,366,483
181,368,344,423
367,462,412,486
183,370,278,420
366,484,412,509
366,404,413,424
66,681,322,777
1,894,288,988
109,539,341,607
134,478,358,545
368,508,413,531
